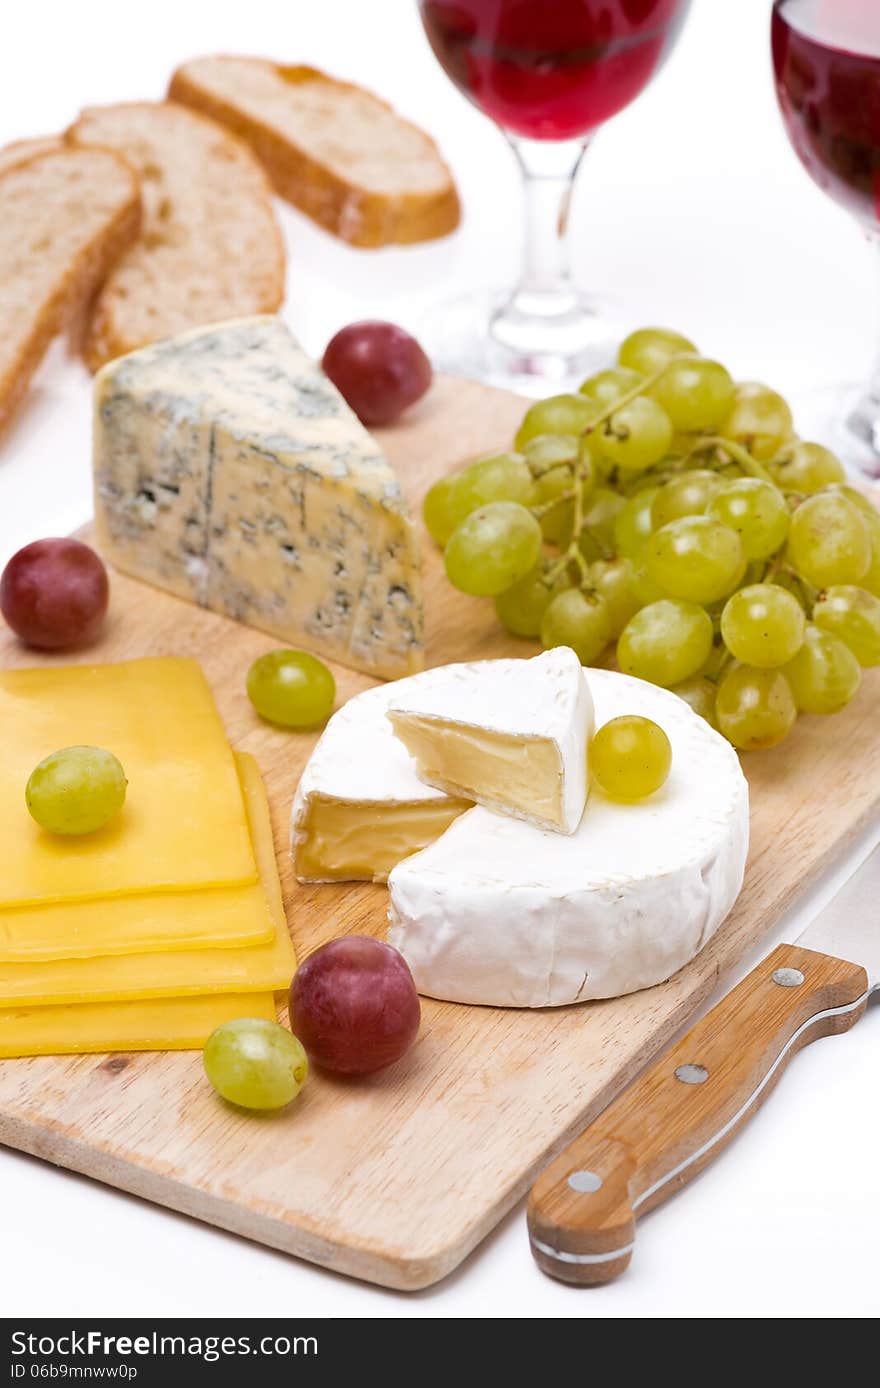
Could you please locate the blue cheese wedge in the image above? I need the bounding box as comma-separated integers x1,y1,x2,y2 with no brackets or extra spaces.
93,316,423,679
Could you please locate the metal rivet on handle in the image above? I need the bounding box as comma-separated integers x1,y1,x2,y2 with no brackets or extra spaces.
773,967,805,988
567,1169,603,1194
675,1063,709,1085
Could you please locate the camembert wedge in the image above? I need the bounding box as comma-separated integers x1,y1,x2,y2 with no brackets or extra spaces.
291,677,471,883
386,648,593,835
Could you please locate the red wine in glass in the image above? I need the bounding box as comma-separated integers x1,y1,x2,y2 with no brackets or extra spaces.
417,0,692,390
420,0,689,141
772,0,880,471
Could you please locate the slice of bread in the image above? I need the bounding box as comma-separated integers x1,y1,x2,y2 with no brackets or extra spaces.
169,56,461,248
0,136,63,176
67,101,286,371
0,146,141,440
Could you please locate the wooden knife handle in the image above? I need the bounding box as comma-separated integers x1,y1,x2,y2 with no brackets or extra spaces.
528,943,869,1286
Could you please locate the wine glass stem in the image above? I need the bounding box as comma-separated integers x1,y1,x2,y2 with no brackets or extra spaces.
846,230,880,467
490,136,592,357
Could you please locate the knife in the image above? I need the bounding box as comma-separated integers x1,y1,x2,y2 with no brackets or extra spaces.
527,841,879,1286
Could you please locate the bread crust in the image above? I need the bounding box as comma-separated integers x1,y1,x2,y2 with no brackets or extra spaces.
0,147,141,439
169,58,461,249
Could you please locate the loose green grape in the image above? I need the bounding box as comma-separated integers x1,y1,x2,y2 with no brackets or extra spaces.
720,584,805,667
422,475,458,546
247,650,336,728
445,501,541,597
514,393,595,450
617,599,713,687
670,675,718,726
628,559,668,606
204,1018,308,1111
578,366,644,407
783,624,861,714
614,487,659,559
596,396,673,474
721,382,794,461
715,665,797,749
812,586,880,667
495,565,567,638
787,491,871,587
589,558,640,636
25,745,127,836
540,588,612,664
651,471,722,529
590,715,672,800
771,442,845,493
618,326,697,375
532,464,577,543
650,357,735,433
707,477,790,560
576,487,627,558
645,516,746,604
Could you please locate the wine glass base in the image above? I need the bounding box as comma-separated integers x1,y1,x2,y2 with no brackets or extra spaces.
789,382,880,481
419,288,622,397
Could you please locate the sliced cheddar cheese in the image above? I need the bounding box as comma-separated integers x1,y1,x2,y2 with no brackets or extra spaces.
0,991,277,1058
0,754,295,1003
0,752,277,963
0,657,257,908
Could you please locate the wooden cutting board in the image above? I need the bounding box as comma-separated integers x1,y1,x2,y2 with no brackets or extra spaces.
0,374,878,1291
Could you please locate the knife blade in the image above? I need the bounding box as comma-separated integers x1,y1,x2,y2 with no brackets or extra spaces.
528,841,879,1286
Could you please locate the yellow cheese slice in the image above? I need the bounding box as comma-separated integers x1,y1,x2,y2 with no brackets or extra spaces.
0,754,296,1003
0,753,276,963
0,657,257,909
0,992,277,1058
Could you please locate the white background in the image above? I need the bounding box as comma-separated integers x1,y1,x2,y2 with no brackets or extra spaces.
1,0,878,1319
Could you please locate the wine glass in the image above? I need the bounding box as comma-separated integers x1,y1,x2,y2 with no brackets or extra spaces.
772,0,880,477
417,0,692,393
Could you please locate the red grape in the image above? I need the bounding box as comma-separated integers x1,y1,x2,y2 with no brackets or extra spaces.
0,538,109,649
289,936,420,1076
322,321,432,426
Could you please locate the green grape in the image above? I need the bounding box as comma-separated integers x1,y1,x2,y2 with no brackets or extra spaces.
832,487,880,596
770,442,845,493
532,464,577,543
514,393,595,450
651,470,722,529
445,501,542,596
787,491,871,587
650,357,735,433
25,745,127,836
522,433,579,472
613,486,659,559
715,665,797,749
576,487,627,558
812,585,880,667
670,675,718,726
204,1018,308,1111
720,584,805,667
707,477,790,560
247,650,336,728
540,588,612,664
589,558,640,636
617,326,697,375
596,396,673,474
445,451,534,524
645,516,746,604
495,566,567,638
628,559,668,606
590,715,672,801
783,624,861,714
721,382,794,461
617,599,713,687
422,475,458,546
578,366,644,407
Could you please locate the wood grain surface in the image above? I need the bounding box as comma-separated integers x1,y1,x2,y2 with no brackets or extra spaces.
0,374,878,1290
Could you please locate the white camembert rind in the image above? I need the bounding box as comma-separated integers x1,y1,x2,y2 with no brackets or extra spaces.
386,647,593,834
387,669,749,1007
290,677,470,884
93,316,423,680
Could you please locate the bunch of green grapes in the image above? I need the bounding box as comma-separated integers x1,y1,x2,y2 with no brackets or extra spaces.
424,326,880,752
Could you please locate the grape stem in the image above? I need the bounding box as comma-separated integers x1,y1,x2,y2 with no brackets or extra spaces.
684,435,775,484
